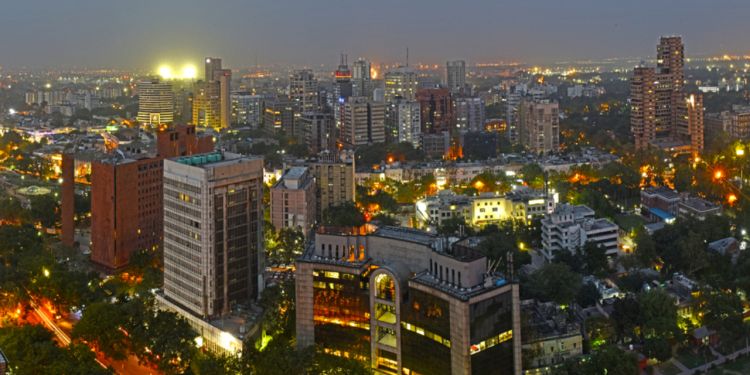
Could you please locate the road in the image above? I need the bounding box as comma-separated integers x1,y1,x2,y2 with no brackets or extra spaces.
28,298,158,375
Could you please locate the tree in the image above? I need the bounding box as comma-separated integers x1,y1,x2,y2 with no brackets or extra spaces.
638,289,678,340
634,229,657,267
583,345,639,375
611,296,641,343
72,302,129,360
436,216,473,237
321,202,365,227
583,242,610,276
700,289,745,345
643,337,672,362
524,263,582,306
520,163,545,189
133,310,196,374
29,194,59,229
269,228,306,264
576,281,601,307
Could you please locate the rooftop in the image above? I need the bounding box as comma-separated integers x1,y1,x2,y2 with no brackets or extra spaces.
680,197,720,213
642,186,680,200
374,226,439,247
174,151,225,166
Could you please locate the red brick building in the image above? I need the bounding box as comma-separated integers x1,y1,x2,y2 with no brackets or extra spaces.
417,88,454,134
89,125,213,271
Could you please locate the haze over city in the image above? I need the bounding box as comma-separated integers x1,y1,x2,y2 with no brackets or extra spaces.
2,0,750,69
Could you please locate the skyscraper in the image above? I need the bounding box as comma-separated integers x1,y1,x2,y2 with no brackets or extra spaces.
230,91,263,127
307,151,355,221
341,96,385,147
384,67,418,102
454,96,485,132
631,36,702,152
300,112,335,154
630,67,657,150
391,99,421,148
446,60,466,94
194,57,231,129
352,58,372,98
518,98,560,154
136,78,174,125
162,151,264,319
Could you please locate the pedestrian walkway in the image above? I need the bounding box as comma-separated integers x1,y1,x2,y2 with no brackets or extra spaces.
667,345,750,375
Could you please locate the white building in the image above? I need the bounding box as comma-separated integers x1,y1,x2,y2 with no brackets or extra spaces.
541,204,619,261
394,100,421,147
230,92,263,127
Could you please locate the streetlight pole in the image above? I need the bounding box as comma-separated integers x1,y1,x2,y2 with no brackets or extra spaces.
737,146,745,189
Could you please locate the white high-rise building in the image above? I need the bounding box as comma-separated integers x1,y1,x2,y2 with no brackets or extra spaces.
136,79,174,125
290,69,319,114
230,92,263,127
384,67,418,102
162,151,265,319
394,100,421,147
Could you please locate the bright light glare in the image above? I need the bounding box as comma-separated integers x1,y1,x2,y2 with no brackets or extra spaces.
8,108,16,115
158,65,173,79
181,65,197,79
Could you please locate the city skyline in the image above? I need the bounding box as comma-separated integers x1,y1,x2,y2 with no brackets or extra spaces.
2,0,750,69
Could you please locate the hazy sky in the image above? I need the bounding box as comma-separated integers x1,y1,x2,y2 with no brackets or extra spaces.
1,0,749,70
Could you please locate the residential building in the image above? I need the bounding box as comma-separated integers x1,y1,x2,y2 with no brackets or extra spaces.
521,299,583,373
290,69,319,114
264,96,296,134
720,105,750,140
446,60,467,94
300,112,335,154
415,190,473,228
271,167,317,237
540,204,619,261
454,96,485,132
518,99,559,154
341,96,385,147
421,132,451,159
156,124,215,158
630,67,657,150
390,99,421,148
417,88,455,134
307,151,355,220
136,78,174,125
296,227,522,375
231,92,263,127
384,67,418,102
640,186,721,222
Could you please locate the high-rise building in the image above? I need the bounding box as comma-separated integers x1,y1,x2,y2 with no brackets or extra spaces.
341,96,385,147
194,57,231,129
296,226,522,375
506,88,523,145
631,36,702,153
518,98,559,154
541,204,619,261
454,96,485,132
290,70,320,114
446,60,466,94
162,151,264,319
391,100,421,148
308,151,355,220
88,125,214,272
334,55,353,101
90,156,165,271
630,67,657,150
352,58,372,98
417,88,455,134
264,95,295,133
720,105,750,140
300,112,335,154
384,67,419,102
231,91,263,127
270,167,317,237
136,78,174,125
677,93,704,152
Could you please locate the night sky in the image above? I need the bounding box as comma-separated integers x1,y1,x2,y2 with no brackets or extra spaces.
1,0,749,69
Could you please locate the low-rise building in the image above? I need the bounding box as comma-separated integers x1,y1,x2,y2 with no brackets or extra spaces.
541,204,619,261
640,186,721,222
521,300,583,374
270,167,317,237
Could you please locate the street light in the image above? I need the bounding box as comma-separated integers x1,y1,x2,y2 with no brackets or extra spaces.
737,145,746,188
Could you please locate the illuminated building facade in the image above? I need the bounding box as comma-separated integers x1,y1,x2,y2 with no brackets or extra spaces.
162,151,264,319
193,57,231,129
454,96,485,133
264,96,295,133
296,226,522,375
417,88,455,135
230,91,263,127
630,67,657,150
517,98,559,154
392,99,422,148
384,67,418,102
290,69,320,114
307,151,356,221
540,204,619,261
136,78,174,125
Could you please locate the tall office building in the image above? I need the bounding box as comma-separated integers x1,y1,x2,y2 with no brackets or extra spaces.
136,78,174,125
454,96,485,132
352,58,372,98
194,57,231,129
506,88,523,145
446,60,467,94
270,167,317,237
384,67,419,102
296,226,522,375
631,36,702,152
162,151,264,319
341,96,385,147
390,100,421,148
290,70,320,114
417,88,455,134
334,55,353,101
518,99,560,154
231,91,263,127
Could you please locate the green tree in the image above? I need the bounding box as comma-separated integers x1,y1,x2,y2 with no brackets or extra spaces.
321,202,365,227
72,302,129,360
638,289,678,340
524,263,582,306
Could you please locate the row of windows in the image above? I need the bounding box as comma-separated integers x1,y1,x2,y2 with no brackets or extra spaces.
164,177,202,195
164,199,202,219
